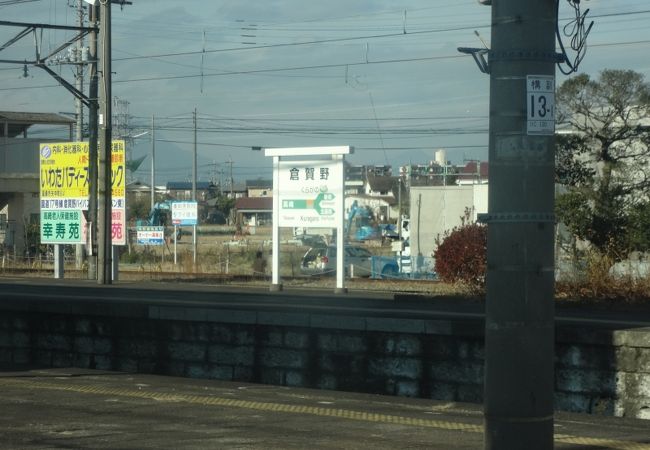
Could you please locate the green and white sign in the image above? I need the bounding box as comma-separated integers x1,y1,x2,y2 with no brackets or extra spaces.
40,210,83,244
277,160,343,227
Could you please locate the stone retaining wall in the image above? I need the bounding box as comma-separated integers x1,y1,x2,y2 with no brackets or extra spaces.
0,301,648,419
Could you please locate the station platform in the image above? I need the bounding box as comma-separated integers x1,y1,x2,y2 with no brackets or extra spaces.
0,367,648,449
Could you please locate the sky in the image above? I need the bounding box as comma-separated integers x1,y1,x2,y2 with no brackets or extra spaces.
1,0,650,185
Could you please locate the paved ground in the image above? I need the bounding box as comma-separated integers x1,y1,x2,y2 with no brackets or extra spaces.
0,367,649,449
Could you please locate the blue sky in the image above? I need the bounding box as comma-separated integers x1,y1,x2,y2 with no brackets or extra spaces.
1,0,649,184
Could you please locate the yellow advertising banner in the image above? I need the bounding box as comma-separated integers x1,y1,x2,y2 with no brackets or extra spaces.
39,140,126,208
39,140,127,245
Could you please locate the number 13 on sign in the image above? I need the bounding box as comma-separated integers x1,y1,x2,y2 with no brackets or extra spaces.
527,75,555,135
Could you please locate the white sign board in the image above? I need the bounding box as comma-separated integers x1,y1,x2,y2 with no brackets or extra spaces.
527,75,555,135
277,160,343,228
136,226,165,245
171,201,198,226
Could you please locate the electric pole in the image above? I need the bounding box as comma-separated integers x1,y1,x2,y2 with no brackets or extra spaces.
192,108,197,266
87,3,98,280
97,0,112,284
192,108,197,201
75,0,85,270
483,1,556,449
151,114,155,211
228,158,234,197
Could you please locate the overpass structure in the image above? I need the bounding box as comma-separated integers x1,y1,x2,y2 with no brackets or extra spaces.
0,111,73,255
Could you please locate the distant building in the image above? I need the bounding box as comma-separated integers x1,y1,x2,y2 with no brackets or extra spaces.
456,161,488,185
165,181,217,201
246,179,272,198
1,111,75,255
234,196,272,227
408,184,488,258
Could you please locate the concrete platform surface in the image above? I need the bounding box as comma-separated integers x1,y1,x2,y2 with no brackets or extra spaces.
0,367,648,449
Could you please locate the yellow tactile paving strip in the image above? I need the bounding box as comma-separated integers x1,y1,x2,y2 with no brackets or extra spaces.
0,378,648,449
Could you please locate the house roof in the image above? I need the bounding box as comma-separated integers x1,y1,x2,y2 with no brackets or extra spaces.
0,111,74,138
457,161,489,180
367,176,396,193
235,196,273,211
246,179,272,189
348,193,398,206
166,181,217,190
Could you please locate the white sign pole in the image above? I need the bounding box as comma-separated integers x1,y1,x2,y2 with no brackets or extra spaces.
334,154,346,293
112,245,119,281
193,224,197,266
54,244,64,279
174,225,178,266
271,155,281,290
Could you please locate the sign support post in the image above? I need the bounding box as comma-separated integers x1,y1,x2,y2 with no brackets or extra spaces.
334,153,346,294
54,244,64,279
271,155,281,290
266,146,352,294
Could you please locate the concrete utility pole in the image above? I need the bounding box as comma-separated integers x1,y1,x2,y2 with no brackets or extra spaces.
87,3,99,280
75,0,85,270
151,114,155,211
192,108,197,266
97,0,112,284
192,108,197,201
483,1,556,449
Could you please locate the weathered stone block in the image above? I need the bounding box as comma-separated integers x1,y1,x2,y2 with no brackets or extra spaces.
396,380,420,397
171,323,210,342
73,353,91,368
284,331,310,349
232,366,252,381
317,374,337,390
260,329,283,347
0,348,12,363
234,328,255,346
115,358,138,373
186,363,209,379
88,337,112,355
260,368,285,385
0,331,10,347
34,350,51,365
369,357,422,380
555,392,591,413
11,331,29,348
208,364,233,380
590,397,616,415
457,385,483,403
430,382,456,401
210,324,234,343
207,344,254,366
556,369,620,396
52,351,73,367
118,339,157,358
285,371,305,387
12,317,27,330
318,353,365,374
384,335,421,356
75,319,92,335
426,336,456,360
430,361,483,385
260,348,307,369
74,336,93,354
318,333,367,353
36,334,71,351
168,342,206,362
12,349,29,364
93,355,113,371
623,372,650,398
